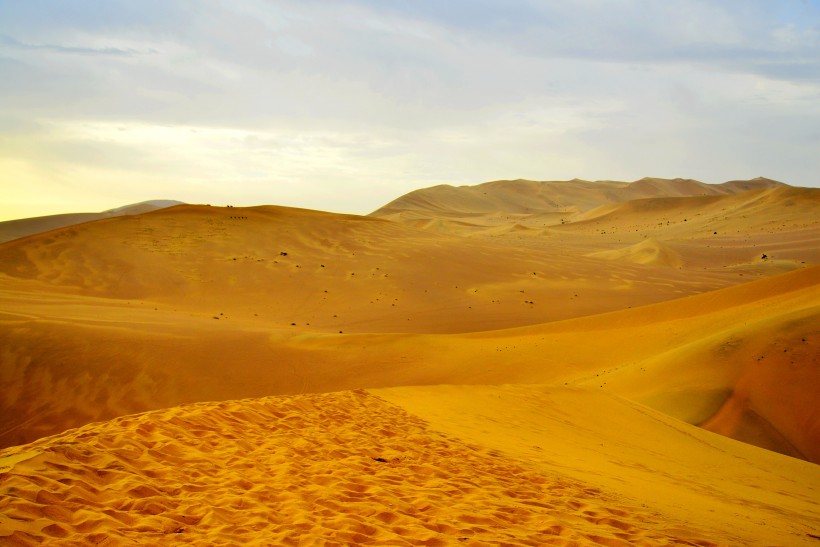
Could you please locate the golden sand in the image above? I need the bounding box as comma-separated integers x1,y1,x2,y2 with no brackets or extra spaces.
1,178,818,544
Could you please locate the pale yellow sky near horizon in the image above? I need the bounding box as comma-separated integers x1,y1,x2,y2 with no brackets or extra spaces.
2,1,819,222
3,115,810,223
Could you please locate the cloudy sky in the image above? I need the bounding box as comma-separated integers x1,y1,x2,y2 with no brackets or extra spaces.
1,1,819,220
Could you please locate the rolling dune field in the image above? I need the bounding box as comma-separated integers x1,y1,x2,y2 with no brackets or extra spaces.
1,178,818,545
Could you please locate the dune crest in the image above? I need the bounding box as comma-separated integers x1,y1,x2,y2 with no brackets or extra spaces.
587,238,683,267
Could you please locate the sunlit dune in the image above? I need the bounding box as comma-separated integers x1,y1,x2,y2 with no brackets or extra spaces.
375,384,820,545
1,388,818,545
0,178,818,544
0,202,744,336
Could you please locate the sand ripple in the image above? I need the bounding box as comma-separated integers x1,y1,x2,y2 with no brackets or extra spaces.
0,390,720,546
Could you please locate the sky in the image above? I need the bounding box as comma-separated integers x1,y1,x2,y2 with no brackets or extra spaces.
1,0,819,220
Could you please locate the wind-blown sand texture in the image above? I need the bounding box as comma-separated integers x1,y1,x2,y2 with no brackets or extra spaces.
2,389,818,545
1,178,819,544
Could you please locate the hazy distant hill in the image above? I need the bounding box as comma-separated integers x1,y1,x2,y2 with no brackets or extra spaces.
0,199,184,244
368,176,818,276
370,177,786,225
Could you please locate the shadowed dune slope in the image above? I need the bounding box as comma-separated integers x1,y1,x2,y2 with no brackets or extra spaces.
0,213,102,245
462,265,820,462
1,388,818,545
0,200,183,244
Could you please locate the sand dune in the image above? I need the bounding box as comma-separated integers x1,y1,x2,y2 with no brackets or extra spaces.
0,203,743,335
587,238,683,267
0,191,817,456
0,200,183,244
370,176,786,230
566,187,819,273
573,185,818,233
1,258,816,459
2,387,818,545
373,180,818,279
375,384,820,545
1,178,818,544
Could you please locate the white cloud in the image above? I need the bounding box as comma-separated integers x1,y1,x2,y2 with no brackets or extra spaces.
0,0,818,220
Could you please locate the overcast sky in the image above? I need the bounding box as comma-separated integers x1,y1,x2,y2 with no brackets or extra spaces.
1,0,819,220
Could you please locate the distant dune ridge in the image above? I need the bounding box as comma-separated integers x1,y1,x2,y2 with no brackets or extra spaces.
370,176,786,226
1,177,819,544
0,200,183,244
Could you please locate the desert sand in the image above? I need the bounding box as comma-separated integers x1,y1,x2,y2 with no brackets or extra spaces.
1,178,818,544
0,201,182,245
2,388,817,545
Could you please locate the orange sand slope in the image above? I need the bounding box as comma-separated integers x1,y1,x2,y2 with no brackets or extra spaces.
0,189,817,455
0,260,817,461
371,177,785,224
2,388,818,546
0,178,819,544
0,179,820,448
0,202,745,334
373,180,820,276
